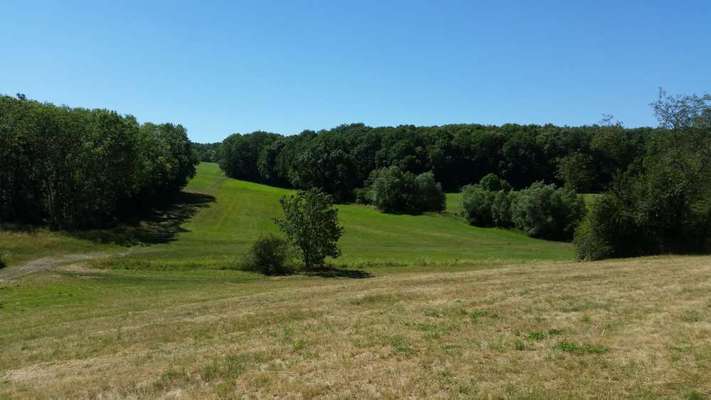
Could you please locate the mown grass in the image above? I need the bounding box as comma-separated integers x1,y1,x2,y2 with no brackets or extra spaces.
0,163,573,270
0,229,117,266
1,163,709,398
113,163,572,270
2,255,710,398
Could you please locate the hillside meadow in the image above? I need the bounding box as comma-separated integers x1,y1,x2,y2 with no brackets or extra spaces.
2,163,710,399
0,163,572,270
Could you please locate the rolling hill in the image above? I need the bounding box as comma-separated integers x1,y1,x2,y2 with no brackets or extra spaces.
111,162,574,270
1,163,573,270
3,164,711,399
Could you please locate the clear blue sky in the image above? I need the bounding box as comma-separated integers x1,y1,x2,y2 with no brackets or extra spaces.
2,1,710,142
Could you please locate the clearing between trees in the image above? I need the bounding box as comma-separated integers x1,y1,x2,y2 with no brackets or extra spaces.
0,162,572,270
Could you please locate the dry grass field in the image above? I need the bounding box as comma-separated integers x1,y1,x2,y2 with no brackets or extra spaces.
2,255,711,399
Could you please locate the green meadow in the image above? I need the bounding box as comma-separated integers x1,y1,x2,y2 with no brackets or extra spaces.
3,163,711,400
100,162,574,269
1,162,572,271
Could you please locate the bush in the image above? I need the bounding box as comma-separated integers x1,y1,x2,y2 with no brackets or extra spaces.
414,171,446,212
479,173,512,192
369,166,418,213
461,185,496,226
367,166,445,214
573,193,645,260
354,186,373,205
461,176,585,241
241,234,291,275
492,190,514,227
0,254,6,269
275,189,343,269
511,182,585,241
461,175,512,227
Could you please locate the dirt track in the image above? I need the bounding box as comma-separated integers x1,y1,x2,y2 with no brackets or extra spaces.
0,253,111,282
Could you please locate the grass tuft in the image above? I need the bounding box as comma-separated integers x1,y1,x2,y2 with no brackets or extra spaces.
555,341,608,354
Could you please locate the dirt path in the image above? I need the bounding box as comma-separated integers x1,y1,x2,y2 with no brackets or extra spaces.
0,252,114,282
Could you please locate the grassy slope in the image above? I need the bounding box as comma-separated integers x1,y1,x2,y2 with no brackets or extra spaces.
0,230,116,266
2,255,710,398
123,163,572,269
2,163,710,398
1,163,571,269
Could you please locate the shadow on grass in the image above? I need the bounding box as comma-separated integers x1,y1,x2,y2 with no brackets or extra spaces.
70,191,216,246
300,266,372,279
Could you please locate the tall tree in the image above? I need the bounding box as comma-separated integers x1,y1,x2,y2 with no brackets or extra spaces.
651,88,711,129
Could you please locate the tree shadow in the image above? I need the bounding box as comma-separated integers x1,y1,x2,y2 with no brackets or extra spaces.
300,265,372,279
70,191,216,246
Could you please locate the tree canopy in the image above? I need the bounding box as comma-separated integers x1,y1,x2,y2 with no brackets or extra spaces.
217,123,661,203
275,190,344,269
0,95,197,229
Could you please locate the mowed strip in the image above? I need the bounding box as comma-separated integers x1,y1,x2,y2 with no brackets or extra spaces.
1,255,710,399
123,163,573,268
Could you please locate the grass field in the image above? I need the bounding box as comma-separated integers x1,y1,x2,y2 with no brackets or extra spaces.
1,163,572,270
0,229,117,266
2,255,711,398
3,163,710,399
105,162,572,269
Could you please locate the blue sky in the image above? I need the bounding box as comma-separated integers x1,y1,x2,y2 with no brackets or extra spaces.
2,1,710,142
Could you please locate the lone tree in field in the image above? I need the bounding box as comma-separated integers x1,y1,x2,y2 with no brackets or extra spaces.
275,189,343,269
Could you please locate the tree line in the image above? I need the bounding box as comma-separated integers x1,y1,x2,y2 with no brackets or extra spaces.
218,123,659,202
575,128,711,260
3,90,707,262
216,90,710,260
192,142,222,163
574,91,710,259
0,95,197,229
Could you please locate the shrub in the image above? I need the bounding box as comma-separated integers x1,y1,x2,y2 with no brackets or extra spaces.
491,190,514,227
461,185,496,226
370,166,419,213
414,171,446,212
462,175,514,227
241,235,291,275
353,186,373,205
0,254,6,269
275,189,343,269
511,182,585,241
479,173,511,192
573,194,640,260
367,166,445,214
462,178,585,241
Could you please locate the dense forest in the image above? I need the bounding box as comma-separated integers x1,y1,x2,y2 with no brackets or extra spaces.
0,95,197,229
192,142,222,163
219,123,657,200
